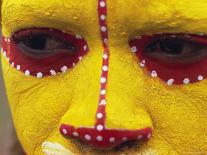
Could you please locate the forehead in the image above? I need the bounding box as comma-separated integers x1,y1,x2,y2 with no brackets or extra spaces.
2,0,207,37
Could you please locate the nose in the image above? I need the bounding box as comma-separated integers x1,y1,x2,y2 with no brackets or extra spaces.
59,0,153,149
60,124,152,149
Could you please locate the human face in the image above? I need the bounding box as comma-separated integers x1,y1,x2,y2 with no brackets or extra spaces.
1,0,207,154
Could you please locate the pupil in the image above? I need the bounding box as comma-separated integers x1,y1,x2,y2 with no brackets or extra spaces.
159,39,183,55
26,35,46,50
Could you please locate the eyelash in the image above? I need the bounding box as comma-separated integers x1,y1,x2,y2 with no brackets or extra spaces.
2,28,89,78
129,33,207,85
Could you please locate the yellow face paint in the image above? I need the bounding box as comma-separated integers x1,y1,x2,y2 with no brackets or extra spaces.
1,0,207,154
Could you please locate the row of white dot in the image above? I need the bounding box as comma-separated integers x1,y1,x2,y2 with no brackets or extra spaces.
150,69,204,85
4,38,11,42
150,70,204,85
62,128,150,142
131,47,206,86
1,49,84,77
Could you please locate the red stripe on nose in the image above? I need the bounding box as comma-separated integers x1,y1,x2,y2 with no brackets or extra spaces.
60,0,153,149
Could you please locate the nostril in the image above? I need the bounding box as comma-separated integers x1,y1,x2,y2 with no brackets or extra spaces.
60,124,152,150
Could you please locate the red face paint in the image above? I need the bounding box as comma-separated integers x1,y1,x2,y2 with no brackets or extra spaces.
129,34,207,85
2,28,88,77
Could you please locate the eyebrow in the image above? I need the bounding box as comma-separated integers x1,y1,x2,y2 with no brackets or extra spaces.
2,0,98,36
114,1,207,34
3,0,207,36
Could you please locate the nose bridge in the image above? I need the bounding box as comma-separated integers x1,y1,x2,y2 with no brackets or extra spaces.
105,46,153,130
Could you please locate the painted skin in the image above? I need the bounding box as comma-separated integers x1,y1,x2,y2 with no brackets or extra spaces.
1,0,207,154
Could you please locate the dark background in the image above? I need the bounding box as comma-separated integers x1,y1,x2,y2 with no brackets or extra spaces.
0,38,24,155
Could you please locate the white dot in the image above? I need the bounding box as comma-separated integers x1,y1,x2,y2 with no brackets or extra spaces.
96,136,103,141
76,34,82,39
84,134,91,141
62,129,68,135
103,38,108,44
109,137,115,143
100,1,106,7
140,62,145,68
37,72,43,78
97,113,103,119
135,36,142,39
147,134,152,139
16,65,21,71
103,54,108,59
151,70,157,77
4,38,7,42
100,89,106,95
73,63,76,67
183,78,190,84
100,14,106,20
198,75,204,81
141,60,146,64
50,70,56,76
96,125,104,131
101,77,107,83
122,137,128,141
78,56,83,61
131,46,137,53
25,70,30,76
7,38,11,42
72,132,79,137
167,79,174,85
137,135,143,140
11,62,14,67
3,51,7,57
83,45,87,51
61,66,68,73
102,65,108,71
101,26,107,32
99,99,106,105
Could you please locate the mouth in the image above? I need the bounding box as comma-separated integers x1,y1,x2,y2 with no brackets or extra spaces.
41,141,74,155
41,141,159,155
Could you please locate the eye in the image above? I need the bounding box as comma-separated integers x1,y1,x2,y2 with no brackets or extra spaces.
144,35,207,64
12,29,77,57
129,34,207,85
2,28,88,77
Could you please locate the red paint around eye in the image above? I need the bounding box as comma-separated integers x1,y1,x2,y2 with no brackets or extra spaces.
1,28,88,77
129,34,207,85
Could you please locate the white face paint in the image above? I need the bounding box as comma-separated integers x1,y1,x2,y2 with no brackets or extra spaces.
41,141,74,155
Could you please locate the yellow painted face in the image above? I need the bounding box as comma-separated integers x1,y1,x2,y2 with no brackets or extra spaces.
1,0,207,154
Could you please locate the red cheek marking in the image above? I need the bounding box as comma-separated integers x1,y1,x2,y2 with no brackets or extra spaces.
60,125,152,149
1,28,88,77
60,0,152,149
129,34,207,85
